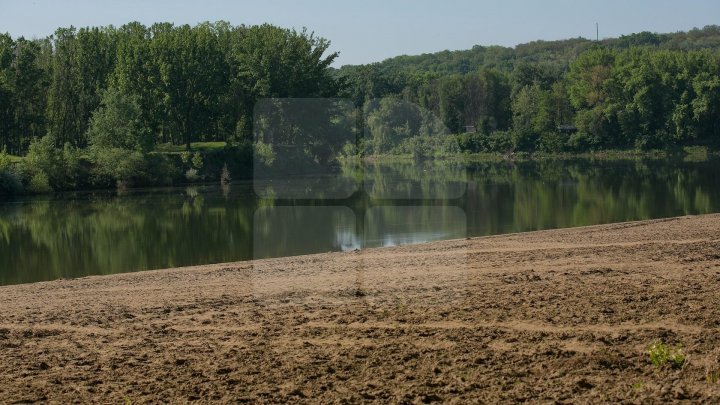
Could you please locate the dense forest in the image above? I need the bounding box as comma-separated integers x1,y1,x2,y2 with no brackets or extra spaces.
1,23,720,194
338,25,720,155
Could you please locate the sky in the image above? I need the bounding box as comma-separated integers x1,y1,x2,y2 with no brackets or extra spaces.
0,0,718,66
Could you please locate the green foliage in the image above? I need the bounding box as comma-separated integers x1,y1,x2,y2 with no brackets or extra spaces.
27,171,52,193
487,131,514,153
235,25,340,99
91,147,147,186
191,152,203,169
151,23,228,148
84,87,156,187
180,151,192,164
23,135,58,184
22,135,86,190
393,135,460,159
456,130,514,153
157,142,228,153
142,153,181,186
253,141,276,166
0,147,10,172
179,151,204,181
364,98,450,155
87,86,152,153
340,142,359,158
0,147,22,194
253,98,353,168
2,23,720,191
648,341,686,369
185,168,201,182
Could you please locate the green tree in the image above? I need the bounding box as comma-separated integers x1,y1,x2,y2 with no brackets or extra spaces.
86,86,151,185
567,48,620,148
87,86,152,152
150,23,228,149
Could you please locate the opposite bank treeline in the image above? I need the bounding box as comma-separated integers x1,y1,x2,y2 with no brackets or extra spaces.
1,23,720,194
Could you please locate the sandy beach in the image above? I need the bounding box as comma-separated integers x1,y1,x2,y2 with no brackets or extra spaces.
1,214,720,403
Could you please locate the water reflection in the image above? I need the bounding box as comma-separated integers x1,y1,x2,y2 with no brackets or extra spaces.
364,206,466,247
1,158,720,285
253,206,359,259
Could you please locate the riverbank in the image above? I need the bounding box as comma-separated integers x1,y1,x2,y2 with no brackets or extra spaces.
1,214,720,402
357,145,720,164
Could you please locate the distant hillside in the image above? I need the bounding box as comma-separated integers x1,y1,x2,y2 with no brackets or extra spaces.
337,25,720,76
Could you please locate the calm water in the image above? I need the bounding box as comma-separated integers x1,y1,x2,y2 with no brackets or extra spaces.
2,158,720,285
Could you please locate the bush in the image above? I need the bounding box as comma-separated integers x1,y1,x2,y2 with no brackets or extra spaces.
0,148,10,171
648,341,685,369
512,128,539,151
191,152,203,169
180,151,192,165
27,171,52,194
408,137,430,160
340,141,359,158
254,141,276,166
90,147,147,187
22,136,87,191
0,170,22,195
185,168,201,182
392,135,460,158
537,131,568,153
143,153,181,186
0,148,23,195
487,130,514,153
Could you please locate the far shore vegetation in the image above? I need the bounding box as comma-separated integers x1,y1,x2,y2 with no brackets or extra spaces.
2,23,720,196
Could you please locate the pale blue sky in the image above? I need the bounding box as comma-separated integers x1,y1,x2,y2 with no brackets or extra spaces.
0,0,718,66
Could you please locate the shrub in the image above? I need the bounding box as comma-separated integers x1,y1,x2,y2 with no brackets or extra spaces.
27,171,52,194
457,132,487,153
90,147,147,187
254,141,276,166
143,153,181,186
512,128,539,151
0,148,22,195
22,136,86,191
537,131,568,153
180,151,192,165
340,141,359,158
191,152,203,169
185,168,201,182
648,341,686,369
0,147,10,171
488,130,514,153
392,135,460,158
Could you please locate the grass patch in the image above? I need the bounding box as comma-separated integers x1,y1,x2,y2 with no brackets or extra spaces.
8,154,22,163
683,145,710,162
648,341,686,369
156,142,227,153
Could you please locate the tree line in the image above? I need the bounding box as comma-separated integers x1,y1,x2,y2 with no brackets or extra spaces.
1,23,720,194
338,27,720,155
0,22,340,193
0,22,339,154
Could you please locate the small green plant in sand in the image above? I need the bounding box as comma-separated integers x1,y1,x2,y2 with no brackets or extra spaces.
648,341,685,369
707,368,720,384
631,381,644,390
